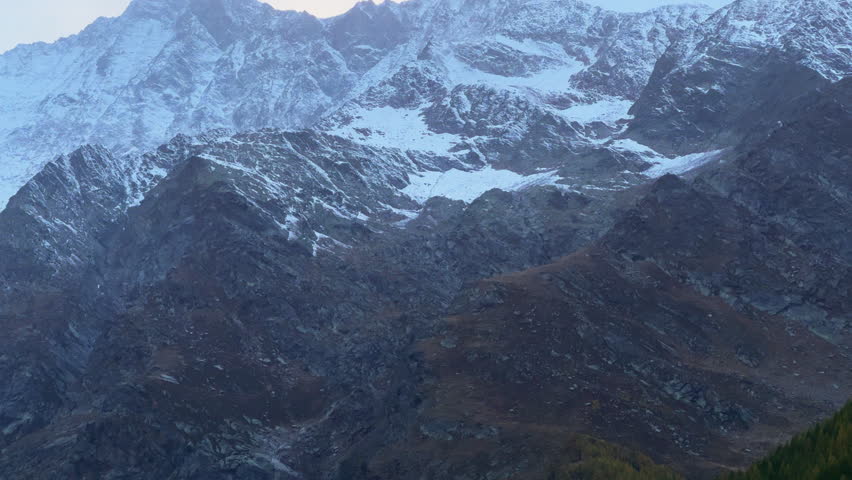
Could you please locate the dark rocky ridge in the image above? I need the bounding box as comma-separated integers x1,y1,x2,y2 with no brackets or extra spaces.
0,128,626,478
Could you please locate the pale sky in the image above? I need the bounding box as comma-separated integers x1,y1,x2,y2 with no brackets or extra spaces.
0,0,732,54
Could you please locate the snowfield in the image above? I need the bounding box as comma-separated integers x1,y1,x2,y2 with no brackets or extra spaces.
403,166,563,203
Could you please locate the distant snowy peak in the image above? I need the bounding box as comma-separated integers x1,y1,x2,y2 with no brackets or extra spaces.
122,0,190,18
627,0,850,155
0,0,715,210
675,0,851,81
0,0,399,210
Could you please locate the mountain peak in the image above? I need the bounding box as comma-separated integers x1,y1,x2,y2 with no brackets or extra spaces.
709,0,852,80
124,0,269,21
124,0,190,18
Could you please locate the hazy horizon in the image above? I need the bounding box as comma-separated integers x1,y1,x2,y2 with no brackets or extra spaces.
0,0,733,54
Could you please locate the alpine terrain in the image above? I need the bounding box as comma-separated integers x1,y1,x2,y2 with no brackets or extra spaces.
0,0,849,478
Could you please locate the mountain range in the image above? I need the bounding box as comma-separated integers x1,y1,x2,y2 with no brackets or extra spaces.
0,0,849,478
0,0,715,208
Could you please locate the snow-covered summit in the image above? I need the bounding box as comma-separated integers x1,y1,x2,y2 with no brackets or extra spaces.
680,0,851,80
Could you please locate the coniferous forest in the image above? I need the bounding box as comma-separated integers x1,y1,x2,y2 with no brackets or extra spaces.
721,401,852,480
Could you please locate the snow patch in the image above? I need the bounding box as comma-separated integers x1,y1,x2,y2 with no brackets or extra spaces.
610,138,725,177
644,149,725,177
157,374,180,384
555,98,634,125
331,106,461,153
494,35,571,59
609,138,658,155
403,167,562,203
2,413,33,436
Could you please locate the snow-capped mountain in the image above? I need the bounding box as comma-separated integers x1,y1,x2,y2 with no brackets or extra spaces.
628,0,852,153
0,0,394,208
0,0,712,210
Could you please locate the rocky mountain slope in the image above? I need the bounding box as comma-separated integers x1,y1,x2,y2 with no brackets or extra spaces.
0,131,627,478
0,0,849,478
345,78,852,480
